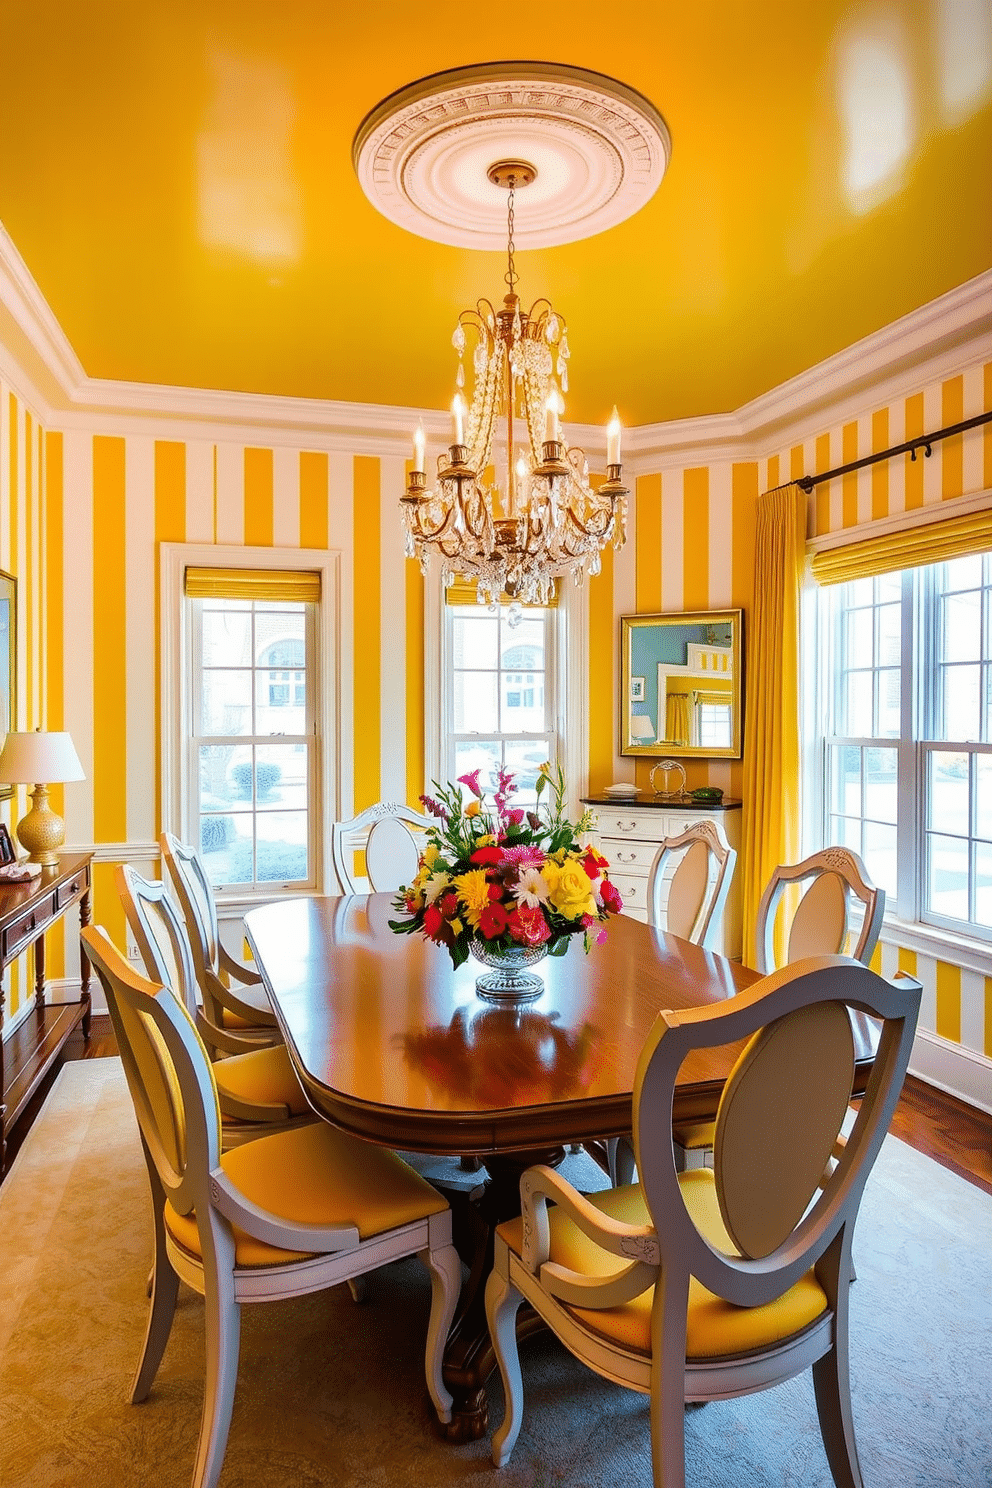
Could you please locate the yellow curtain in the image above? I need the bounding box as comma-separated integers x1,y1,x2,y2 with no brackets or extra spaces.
740,483,807,968
665,692,692,746
810,506,991,586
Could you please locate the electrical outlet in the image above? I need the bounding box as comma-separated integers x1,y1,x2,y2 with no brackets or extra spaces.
125,940,143,966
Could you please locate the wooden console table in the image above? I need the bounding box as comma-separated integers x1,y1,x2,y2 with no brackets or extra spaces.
0,851,94,1176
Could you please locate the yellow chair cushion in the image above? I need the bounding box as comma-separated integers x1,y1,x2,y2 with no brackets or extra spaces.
165,1121,448,1269
498,1171,828,1360
213,1044,310,1115
672,1119,716,1152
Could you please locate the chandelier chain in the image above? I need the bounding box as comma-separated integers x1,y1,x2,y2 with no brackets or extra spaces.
504,181,518,293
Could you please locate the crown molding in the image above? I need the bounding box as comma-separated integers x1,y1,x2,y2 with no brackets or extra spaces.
1,220,989,461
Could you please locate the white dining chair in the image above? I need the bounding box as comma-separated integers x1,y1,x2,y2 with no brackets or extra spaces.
160,831,281,1041
672,845,885,1170
646,818,737,950
81,923,462,1488
486,956,922,1488
330,801,429,894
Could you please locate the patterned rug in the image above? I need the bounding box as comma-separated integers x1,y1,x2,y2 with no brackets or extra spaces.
1,1060,989,1487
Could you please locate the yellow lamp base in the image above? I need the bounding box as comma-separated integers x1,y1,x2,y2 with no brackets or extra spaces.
15,784,66,866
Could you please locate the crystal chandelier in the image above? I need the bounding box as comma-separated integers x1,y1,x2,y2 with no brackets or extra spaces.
402,161,628,606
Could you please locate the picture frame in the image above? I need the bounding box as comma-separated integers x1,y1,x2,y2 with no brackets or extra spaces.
630,676,645,701
0,822,15,866
0,570,14,800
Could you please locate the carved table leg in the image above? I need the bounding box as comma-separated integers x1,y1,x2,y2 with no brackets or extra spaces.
441,1145,565,1443
79,888,92,1039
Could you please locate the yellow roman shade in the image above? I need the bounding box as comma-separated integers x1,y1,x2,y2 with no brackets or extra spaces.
184,567,321,604
443,578,559,608
810,506,992,587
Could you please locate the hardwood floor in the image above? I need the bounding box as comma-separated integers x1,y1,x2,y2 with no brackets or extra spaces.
3,1017,991,1196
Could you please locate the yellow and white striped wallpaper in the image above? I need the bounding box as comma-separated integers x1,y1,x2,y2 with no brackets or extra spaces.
1,343,990,1093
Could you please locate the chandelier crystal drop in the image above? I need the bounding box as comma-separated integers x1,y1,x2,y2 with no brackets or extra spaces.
402,162,628,606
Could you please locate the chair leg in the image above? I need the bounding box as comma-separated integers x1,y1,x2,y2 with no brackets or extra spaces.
132,1139,179,1402
192,1271,241,1488
485,1269,525,1467
419,1240,461,1424
812,1343,863,1488
131,1256,180,1403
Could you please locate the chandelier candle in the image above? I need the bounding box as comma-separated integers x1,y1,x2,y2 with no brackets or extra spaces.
402,162,629,605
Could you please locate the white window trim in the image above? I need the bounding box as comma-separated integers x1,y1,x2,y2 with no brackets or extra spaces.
424,573,589,819
160,542,340,907
802,545,992,964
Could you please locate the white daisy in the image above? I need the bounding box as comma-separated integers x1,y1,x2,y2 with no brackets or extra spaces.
513,866,550,910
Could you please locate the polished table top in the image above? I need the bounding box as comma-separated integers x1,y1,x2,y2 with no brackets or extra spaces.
245,893,761,1156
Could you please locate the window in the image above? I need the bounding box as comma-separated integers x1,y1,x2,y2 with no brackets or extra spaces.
816,552,992,940
444,600,556,805
161,548,338,902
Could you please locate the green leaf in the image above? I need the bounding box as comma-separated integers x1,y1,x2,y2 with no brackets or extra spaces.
548,936,570,957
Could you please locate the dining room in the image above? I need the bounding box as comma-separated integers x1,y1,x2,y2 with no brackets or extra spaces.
0,5,991,1486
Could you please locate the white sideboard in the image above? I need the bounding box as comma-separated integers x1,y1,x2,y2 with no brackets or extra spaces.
583,798,743,960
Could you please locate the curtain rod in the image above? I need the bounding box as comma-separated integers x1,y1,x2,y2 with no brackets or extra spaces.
794,410,992,494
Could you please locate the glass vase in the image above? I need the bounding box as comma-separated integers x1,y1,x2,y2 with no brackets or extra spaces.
469,938,549,1004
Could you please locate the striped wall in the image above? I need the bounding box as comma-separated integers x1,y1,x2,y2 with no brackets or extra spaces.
0,308,989,1101
0,382,49,1019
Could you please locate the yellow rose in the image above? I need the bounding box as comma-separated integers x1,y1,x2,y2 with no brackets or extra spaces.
543,858,595,922
465,800,481,819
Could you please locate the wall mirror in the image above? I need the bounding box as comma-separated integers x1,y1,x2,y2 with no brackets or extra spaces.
620,609,743,759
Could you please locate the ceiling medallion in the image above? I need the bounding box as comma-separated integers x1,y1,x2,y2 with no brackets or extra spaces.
352,61,671,250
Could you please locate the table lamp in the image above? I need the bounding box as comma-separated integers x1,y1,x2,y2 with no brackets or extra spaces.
0,729,85,864
629,714,656,743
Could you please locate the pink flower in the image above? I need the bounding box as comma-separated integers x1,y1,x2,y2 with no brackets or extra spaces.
503,808,525,826
457,770,483,799
500,844,545,867
508,904,552,946
599,879,623,914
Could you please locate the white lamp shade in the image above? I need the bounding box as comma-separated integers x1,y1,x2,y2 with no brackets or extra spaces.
629,714,656,740
0,730,86,785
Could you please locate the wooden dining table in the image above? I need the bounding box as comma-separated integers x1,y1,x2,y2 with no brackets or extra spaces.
245,893,760,1439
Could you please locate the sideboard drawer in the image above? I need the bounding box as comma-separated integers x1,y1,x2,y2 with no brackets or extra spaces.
2,899,53,961
602,838,658,874
595,811,662,841
55,871,88,910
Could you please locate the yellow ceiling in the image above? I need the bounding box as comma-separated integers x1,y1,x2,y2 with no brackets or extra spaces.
1,1,990,425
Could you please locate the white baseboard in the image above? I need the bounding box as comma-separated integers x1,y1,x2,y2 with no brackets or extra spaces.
909,1028,992,1116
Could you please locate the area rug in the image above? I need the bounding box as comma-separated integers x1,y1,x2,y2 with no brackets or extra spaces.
1,1060,989,1487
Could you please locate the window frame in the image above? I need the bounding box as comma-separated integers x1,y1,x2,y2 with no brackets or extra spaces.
160,543,340,909
424,573,588,819
810,551,992,948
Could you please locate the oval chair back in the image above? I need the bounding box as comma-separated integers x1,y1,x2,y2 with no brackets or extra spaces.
646,819,737,951
330,802,429,894
755,846,884,976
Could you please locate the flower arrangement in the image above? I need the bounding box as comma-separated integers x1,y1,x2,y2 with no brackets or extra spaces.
389,762,623,970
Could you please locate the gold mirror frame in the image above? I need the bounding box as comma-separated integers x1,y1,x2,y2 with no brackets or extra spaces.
620,609,743,760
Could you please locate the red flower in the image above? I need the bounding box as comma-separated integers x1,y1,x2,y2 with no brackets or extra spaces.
440,891,460,919
423,903,444,938
479,902,509,939
582,847,607,882
487,881,504,901
599,879,623,914
471,846,502,867
508,904,552,946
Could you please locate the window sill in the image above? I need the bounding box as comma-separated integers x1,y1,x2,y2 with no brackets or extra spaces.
881,915,992,978
215,886,319,916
